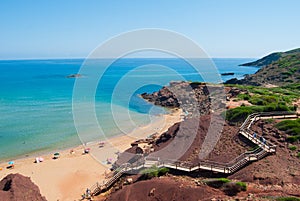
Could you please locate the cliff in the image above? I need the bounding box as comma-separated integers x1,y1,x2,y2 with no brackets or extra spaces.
240,48,300,67
226,48,300,86
141,81,227,117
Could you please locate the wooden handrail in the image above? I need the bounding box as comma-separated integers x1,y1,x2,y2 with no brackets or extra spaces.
89,111,298,196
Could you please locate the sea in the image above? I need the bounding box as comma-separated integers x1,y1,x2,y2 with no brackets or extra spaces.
0,58,259,162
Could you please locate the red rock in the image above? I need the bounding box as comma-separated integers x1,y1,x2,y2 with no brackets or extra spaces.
0,173,46,201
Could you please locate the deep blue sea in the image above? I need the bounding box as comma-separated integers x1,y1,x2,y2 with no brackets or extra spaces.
0,58,258,161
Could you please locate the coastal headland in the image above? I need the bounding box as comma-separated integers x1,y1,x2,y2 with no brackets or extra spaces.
1,48,300,201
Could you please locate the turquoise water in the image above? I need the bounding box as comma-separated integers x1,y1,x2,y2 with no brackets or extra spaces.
0,58,258,161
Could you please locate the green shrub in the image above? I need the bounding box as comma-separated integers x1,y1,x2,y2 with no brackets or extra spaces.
289,146,297,151
263,103,292,112
140,166,159,179
297,152,300,158
222,182,246,196
249,97,265,105
225,103,292,123
282,71,293,76
237,93,250,101
287,135,300,143
158,167,169,176
276,197,300,201
290,67,297,73
218,178,231,183
235,181,247,191
251,88,271,95
224,84,299,124
203,178,231,188
226,84,300,101
276,119,300,136
265,118,275,123
249,95,279,106
284,83,300,91
226,106,264,123
140,166,169,179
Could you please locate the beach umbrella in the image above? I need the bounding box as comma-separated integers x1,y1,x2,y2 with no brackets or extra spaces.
99,141,105,147
53,152,60,158
84,148,90,153
8,161,14,165
107,158,112,164
39,157,44,162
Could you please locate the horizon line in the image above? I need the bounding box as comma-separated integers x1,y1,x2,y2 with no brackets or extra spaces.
0,57,256,61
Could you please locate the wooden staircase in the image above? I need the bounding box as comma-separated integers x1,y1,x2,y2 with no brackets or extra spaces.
89,111,298,196
90,163,131,195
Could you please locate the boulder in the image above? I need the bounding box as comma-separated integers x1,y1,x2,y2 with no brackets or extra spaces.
0,173,46,201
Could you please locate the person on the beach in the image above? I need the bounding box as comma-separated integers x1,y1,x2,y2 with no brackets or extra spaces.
86,188,91,198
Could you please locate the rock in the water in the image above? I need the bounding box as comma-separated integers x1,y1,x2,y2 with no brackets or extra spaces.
66,74,82,78
221,72,235,76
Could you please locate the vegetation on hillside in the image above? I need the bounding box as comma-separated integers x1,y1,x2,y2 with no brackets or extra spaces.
204,178,247,196
276,119,300,143
226,48,300,86
240,52,282,67
240,48,300,67
140,166,169,179
224,84,299,124
276,197,300,201
203,178,231,188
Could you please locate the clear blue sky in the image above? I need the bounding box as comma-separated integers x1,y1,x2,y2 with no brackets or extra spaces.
0,0,299,59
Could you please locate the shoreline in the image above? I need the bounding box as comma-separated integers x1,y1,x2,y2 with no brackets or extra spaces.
0,107,171,164
0,108,182,201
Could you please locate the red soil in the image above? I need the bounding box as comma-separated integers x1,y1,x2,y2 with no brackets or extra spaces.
0,173,46,201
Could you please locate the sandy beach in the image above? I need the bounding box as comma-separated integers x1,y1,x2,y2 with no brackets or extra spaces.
0,109,182,201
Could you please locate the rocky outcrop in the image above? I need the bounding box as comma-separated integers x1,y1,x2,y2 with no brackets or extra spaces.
142,81,227,118
0,174,46,201
225,87,249,100
225,77,261,86
141,86,180,108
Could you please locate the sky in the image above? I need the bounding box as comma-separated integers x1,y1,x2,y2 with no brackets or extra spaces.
0,0,299,59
